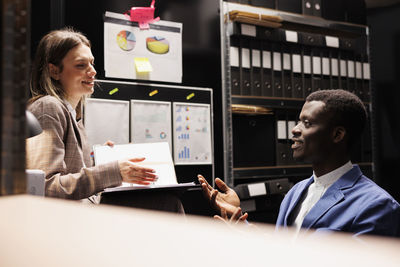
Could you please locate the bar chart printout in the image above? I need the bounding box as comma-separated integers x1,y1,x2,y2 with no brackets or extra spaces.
173,102,212,165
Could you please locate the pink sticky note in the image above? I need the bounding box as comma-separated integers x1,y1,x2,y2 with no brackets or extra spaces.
125,0,160,29
130,7,154,22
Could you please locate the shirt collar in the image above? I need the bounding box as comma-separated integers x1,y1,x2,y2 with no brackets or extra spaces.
62,98,77,122
313,161,353,188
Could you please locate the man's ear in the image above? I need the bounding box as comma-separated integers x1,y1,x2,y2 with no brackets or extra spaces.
48,63,60,80
332,126,346,144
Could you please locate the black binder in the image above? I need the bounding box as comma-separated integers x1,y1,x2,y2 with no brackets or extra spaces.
230,37,241,95
303,46,313,97
330,49,339,89
261,40,273,97
339,50,350,91
251,39,262,96
362,58,371,101
272,43,283,97
292,46,303,99
321,48,331,90
250,0,275,8
302,0,313,16
282,43,293,98
321,0,345,21
275,110,289,166
355,55,363,100
311,47,323,92
278,0,302,14
313,0,322,17
240,37,252,96
286,112,297,165
233,113,275,167
347,52,357,95
299,32,324,47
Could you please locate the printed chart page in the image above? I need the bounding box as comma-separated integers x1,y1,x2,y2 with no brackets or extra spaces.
93,142,180,189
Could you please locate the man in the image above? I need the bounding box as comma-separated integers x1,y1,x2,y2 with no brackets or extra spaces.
199,89,400,237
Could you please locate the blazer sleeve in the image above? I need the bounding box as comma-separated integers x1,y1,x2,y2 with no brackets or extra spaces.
352,197,400,237
26,102,122,200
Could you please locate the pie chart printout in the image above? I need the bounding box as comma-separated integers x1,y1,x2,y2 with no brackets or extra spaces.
146,36,170,54
117,30,136,51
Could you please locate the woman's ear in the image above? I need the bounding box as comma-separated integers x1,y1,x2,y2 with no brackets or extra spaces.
333,126,346,144
48,63,60,80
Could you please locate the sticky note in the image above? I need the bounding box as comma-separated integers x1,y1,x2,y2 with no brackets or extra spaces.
131,7,154,22
186,93,195,100
134,57,153,73
109,88,119,95
149,90,158,96
126,0,160,30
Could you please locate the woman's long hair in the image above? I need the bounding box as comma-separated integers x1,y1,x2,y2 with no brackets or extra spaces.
29,27,91,117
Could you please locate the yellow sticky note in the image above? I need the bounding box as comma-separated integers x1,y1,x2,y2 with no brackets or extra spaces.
109,88,119,95
149,90,158,96
186,93,195,100
134,57,153,73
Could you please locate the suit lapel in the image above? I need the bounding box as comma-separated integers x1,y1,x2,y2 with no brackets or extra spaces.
284,177,314,226
301,165,362,229
62,99,83,148
301,186,344,229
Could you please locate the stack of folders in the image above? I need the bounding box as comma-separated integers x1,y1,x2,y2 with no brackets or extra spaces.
228,10,283,28
228,19,370,101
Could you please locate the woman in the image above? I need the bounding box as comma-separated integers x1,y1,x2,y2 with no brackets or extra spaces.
26,28,158,200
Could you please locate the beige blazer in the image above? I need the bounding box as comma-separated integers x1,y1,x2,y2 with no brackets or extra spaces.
26,95,122,199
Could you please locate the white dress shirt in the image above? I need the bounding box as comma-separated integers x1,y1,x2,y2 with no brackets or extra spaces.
292,161,353,232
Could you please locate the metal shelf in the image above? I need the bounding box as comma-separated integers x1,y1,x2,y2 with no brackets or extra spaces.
225,2,367,38
220,1,373,187
232,95,304,109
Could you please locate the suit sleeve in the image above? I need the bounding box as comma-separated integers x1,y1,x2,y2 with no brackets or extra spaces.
26,105,122,200
352,197,400,237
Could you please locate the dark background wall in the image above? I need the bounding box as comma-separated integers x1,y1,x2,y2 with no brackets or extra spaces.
30,1,400,205
31,0,224,181
367,3,400,202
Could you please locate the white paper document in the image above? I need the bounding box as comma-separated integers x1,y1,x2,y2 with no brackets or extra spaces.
104,11,182,83
130,100,172,153
84,98,130,149
173,102,212,165
93,142,177,188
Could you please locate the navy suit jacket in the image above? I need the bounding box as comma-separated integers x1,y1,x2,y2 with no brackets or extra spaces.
276,165,400,237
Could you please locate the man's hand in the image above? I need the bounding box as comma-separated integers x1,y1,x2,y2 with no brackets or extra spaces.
198,174,240,216
214,207,248,225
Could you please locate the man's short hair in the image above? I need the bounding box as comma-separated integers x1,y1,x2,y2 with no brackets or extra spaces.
306,89,367,148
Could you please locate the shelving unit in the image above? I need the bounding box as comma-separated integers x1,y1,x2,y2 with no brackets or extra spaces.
219,1,373,222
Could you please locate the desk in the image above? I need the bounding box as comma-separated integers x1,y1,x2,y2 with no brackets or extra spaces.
100,183,201,214
1,195,400,267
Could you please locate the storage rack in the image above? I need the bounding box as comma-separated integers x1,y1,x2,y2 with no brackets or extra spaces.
219,1,373,222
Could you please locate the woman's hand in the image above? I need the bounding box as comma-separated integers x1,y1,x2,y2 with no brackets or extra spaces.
103,140,115,147
118,158,158,185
